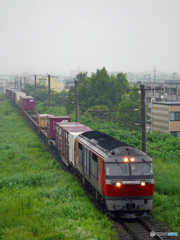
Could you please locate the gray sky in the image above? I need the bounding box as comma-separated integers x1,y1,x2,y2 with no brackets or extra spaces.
0,0,180,76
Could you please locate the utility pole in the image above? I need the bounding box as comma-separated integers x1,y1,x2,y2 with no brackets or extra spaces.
48,74,51,110
20,78,22,90
31,74,42,101
24,77,26,88
17,77,19,90
154,66,156,83
141,85,146,153
35,75,37,101
42,74,57,110
75,79,78,122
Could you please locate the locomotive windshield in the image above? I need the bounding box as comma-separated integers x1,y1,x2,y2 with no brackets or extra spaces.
106,163,129,176
131,163,153,175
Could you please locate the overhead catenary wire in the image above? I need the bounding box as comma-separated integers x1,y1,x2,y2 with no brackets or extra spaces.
25,84,146,133
79,113,180,160
21,85,180,159
35,90,180,152
22,83,180,158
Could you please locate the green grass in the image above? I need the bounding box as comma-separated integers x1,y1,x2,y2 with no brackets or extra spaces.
1,95,180,237
36,100,180,235
153,158,180,196
152,158,180,235
0,98,117,240
152,192,180,234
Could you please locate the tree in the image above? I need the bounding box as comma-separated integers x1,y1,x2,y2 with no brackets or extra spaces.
65,67,131,115
83,105,110,123
117,84,151,130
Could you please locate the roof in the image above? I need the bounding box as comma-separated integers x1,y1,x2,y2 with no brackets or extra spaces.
57,122,92,132
48,116,70,119
152,102,180,106
57,122,86,127
79,131,131,153
20,96,34,99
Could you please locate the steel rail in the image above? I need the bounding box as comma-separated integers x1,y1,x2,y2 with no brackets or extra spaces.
119,218,164,240
138,218,163,240
118,219,141,240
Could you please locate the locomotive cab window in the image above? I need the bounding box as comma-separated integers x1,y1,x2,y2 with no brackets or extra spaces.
131,163,153,175
106,163,129,176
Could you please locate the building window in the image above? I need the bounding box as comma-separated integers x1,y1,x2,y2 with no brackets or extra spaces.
39,79,46,85
148,108,151,114
170,112,180,121
165,87,169,94
92,153,98,179
170,131,180,137
155,87,161,93
170,88,177,95
178,89,180,96
146,97,151,103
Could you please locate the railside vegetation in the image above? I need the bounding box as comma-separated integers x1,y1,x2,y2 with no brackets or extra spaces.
36,101,180,235
0,97,117,240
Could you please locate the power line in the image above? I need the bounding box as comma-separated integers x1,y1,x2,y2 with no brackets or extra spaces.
79,113,180,160
18,88,180,159
33,90,180,155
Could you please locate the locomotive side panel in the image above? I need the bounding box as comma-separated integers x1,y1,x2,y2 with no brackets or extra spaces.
74,139,104,196
99,157,106,195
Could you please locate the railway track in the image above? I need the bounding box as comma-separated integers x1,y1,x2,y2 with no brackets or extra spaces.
118,217,165,240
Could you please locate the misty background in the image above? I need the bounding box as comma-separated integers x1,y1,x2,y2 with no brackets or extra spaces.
0,0,180,77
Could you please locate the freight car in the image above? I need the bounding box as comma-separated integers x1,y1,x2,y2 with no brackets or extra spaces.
5,88,154,218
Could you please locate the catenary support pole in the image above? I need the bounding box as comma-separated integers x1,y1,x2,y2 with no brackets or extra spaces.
75,79,78,122
141,84,146,153
48,74,51,110
24,77,26,89
35,75,36,101
20,78,22,90
17,77,19,90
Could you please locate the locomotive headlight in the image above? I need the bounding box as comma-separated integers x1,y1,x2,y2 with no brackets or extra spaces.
141,182,146,186
130,157,135,162
116,182,121,187
123,157,129,162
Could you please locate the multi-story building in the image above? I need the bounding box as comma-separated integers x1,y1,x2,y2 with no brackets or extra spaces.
152,102,180,137
142,81,180,115
37,77,66,92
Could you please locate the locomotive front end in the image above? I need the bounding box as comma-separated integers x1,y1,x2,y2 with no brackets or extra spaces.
104,146,154,218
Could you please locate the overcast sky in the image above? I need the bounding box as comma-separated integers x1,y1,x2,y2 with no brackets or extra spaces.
0,0,180,76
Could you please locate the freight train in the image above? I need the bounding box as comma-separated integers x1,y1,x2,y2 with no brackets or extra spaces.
5,88,154,218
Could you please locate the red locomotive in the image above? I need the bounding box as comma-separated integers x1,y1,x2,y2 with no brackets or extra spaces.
74,131,154,218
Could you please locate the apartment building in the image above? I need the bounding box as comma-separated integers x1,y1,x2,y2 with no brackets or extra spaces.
152,102,180,137
143,82,180,115
37,77,65,92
